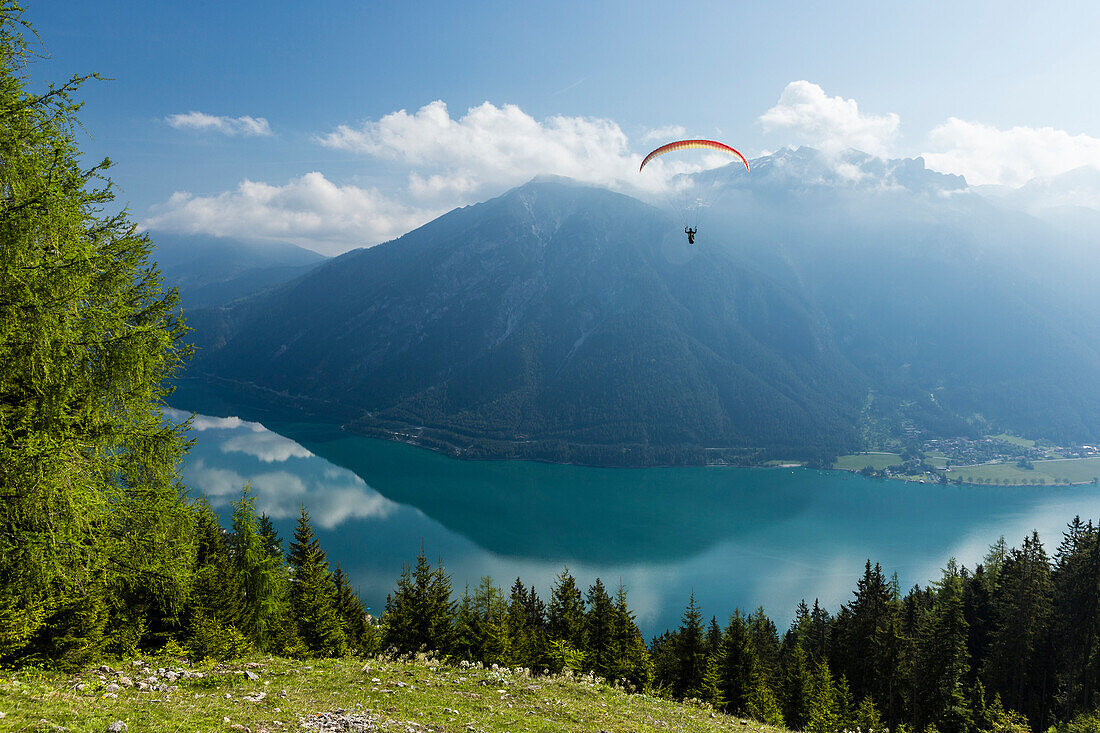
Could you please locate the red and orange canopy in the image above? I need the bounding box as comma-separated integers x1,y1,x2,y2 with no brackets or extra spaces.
639,139,750,173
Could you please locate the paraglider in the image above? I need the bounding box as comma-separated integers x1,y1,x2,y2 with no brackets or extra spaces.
640,139,750,243
639,139,750,174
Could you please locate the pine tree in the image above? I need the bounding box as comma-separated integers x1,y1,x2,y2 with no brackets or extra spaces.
584,578,616,679
473,575,508,665
1052,517,1100,719
747,670,786,727
287,507,345,656
382,548,455,657
333,566,368,653
548,567,586,654
985,531,1054,728
701,652,727,710
675,592,707,699
610,583,653,689
719,609,757,714
807,659,840,733
505,578,546,670
913,567,972,733
257,513,283,560
230,485,286,650
781,642,813,729
0,4,191,666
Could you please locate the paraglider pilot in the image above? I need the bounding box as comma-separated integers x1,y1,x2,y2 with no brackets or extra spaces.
684,226,696,245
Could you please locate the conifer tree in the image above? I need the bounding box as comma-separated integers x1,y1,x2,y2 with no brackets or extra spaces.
610,583,653,689
231,485,286,650
505,578,546,669
1052,517,1100,719
747,670,786,727
781,642,813,729
807,659,840,733
287,507,345,656
675,592,707,698
584,578,616,678
333,566,369,653
548,567,586,653
719,609,757,713
985,531,1053,728
701,652,727,710
0,4,192,666
452,584,480,663
914,568,972,733
473,575,508,664
186,501,245,649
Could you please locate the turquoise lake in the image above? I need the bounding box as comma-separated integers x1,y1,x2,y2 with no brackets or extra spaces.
168,391,1100,637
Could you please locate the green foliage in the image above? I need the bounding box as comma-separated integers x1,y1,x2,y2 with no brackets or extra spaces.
287,507,345,657
186,612,252,662
548,567,586,654
806,659,840,733
0,3,192,668
549,639,586,675
747,671,786,727
381,548,453,657
231,485,287,650
675,592,707,699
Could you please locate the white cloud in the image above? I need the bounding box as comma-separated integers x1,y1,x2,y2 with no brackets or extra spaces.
317,100,678,200
143,172,441,255
222,431,313,463
166,111,273,137
183,456,397,529
643,124,687,143
760,81,900,156
922,118,1100,187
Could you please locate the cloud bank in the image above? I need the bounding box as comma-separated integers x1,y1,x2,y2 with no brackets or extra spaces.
922,118,1100,187
760,81,900,157
317,100,666,201
166,111,273,137
143,172,440,255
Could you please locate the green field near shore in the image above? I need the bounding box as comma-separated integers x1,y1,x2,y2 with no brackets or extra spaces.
951,457,1100,485
833,452,902,471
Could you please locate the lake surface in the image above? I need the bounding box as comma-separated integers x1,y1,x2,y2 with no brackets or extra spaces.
167,393,1100,636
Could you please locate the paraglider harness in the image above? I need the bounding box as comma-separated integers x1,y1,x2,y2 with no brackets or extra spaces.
685,226,696,245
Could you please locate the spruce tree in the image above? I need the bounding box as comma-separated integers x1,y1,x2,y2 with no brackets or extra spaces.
548,567,586,652
610,583,653,689
719,610,757,714
287,507,345,656
985,531,1054,728
675,592,707,699
333,566,369,653
584,578,616,679
806,659,840,733
780,642,813,729
231,485,286,650
747,670,786,727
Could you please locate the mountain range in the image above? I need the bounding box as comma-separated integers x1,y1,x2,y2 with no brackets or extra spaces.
178,148,1100,466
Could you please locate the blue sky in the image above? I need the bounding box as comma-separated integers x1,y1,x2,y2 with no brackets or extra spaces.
25,1,1100,253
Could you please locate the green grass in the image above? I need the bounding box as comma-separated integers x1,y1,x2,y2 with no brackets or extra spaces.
833,452,902,471
951,457,1100,486
990,433,1036,448
0,655,787,733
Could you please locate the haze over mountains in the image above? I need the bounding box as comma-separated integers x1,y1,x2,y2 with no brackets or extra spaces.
174,147,1100,466
152,232,327,309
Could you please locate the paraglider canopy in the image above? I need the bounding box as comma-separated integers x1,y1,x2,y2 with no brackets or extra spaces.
639,139,750,173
